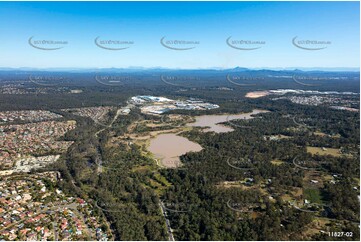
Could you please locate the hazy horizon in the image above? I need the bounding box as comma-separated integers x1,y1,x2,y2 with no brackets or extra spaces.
0,66,359,72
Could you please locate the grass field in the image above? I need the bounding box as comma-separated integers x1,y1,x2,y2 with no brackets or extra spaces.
306,146,341,157
271,159,284,166
303,188,322,204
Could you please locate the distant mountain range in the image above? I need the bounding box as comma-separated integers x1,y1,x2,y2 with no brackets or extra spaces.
0,67,359,73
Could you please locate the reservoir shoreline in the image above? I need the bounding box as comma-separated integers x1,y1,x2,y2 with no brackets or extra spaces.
146,109,269,168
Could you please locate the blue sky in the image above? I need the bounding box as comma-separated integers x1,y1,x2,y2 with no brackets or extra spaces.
0,1,359,69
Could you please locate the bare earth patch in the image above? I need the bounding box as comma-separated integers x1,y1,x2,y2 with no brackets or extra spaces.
245,91,270,98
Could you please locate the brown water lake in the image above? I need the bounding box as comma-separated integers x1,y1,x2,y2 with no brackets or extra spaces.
148,133,202,168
